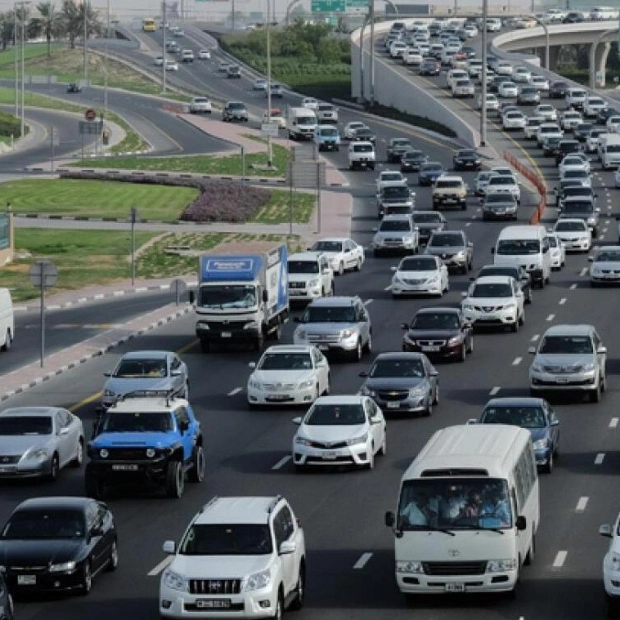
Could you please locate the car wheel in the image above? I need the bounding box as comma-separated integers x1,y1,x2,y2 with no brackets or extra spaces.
270,593,283,620
519,312,525,326
289,563,305,610
337,262,344,276
543,451,554,474
355,258,362,271
79,561,92,596
363,332,372,354
165,460,185,498
526,289,533,304
590,383,602,403
71,438,84,468
511,321,518,333
48,453,59,481
352,340,363,362
107,540,119,572
524,532,536,565
1,329,12,351
366,447,375,470
467,336,474,354
323,374,330,395
188,445,205,483
459,344,467,362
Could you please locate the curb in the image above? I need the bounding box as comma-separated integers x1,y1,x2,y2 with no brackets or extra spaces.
0,306,192,402
14,281,195,313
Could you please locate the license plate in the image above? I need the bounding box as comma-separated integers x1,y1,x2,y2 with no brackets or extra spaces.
220,332,231,338
18,575,36,585
322,451,338,459
387,402,401,409
555,378,569,384
112,464,138,471
318,345,329,351
269,394,290,401
422,345,440,352
0,466,15,473
445,583,465,593
196,599,231,609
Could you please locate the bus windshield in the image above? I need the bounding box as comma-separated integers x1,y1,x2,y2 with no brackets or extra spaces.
397,478,512,531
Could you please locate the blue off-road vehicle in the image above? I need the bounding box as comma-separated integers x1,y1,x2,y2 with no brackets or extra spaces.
85,392,205,499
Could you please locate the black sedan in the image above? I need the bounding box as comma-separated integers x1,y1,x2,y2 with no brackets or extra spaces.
67,82,82,93
401,149,429,172
453,148,482,171
419,59,441,76
549,81,568,99
418,161,446,186
0,496,118,595
402,307,473,362
359,352,439,416
351,126,376,143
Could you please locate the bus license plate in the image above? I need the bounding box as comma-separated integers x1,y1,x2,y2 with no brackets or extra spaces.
445,583,465,593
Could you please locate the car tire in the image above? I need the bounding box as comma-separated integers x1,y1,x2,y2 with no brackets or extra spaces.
524,532,536,565
467,336,474,354
107,540,119,572
543,451,554,474
71,438,84,468
270,593,283,620
511,321,518,333
352,340,363,362
590,383,602,403
363,333,372,354
355,258,362,271
459,344,467,362
188,445,205,483
79,561,92,596
165,460,185,499
1,329,12,351
365,448,375,470
519,312,525,326
337,262,344,276
48,453,59,481
606,595,620,618
289,563,305,610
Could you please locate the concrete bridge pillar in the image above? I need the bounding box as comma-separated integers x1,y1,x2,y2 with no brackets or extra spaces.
590,40,611,89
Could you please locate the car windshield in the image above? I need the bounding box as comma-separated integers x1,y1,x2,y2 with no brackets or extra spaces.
428,233,463,247
563,170,588,179
302,306,356,323
320,128,338,137
311,241,343,252
471,283,512,298
486,194,514,204
556,221,587,231
382,186,410,198
379,220,411,231
199,285,256,309
114,358,167,378
497,239,540,255
404,151,424,160
2,509,86,540
288,260,318,274
397,478,513,531
101,411,173,432
548,236,558,248
413,213,442,223
481,406,545,428
381,173,403,182
228,103,246,110
563,202,593,214
0,416,52,435
488,176,515,187
258,353,312,370
305,403,366,425
179,524,272,555
422,163,443,172
539,335,593,354
370,359,425,378
354,144,373,152
411,312,460,330
436,180,462,189
399,257,437,271
393,140,412,148
595,250,620,261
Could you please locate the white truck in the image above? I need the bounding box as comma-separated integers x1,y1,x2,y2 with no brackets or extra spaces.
348,141,376,170
189,246,290,352
599,133,620,169
287,107,318,140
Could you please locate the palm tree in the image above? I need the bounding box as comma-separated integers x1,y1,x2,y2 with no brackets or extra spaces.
30,2,60,57
58,0,80,49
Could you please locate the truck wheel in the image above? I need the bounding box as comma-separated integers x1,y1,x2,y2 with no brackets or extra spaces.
271,322,282,341
188,445,205,483
165,460,185,498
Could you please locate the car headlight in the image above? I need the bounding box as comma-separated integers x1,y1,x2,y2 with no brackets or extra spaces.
425,275,439,284
307,278,320,288
162,569,188,592
502,303,517,310
610,552,620,570
244,568,271,591
447,336,462,346
582,363,596,372
533,438,549,450
298,380,314,389
455,250,465,258
243,321,259,330
295,435,312,446
462,303,474,311
531,363,544,373
360,386,375,396
295,329,307,339
392,275,404,285
340,329,355,339
486,558,517,573
23,447,50,461
403,237,414,245
409,385,427,398
99,449,109,459
346,433,368,446
49,560,77,573
248,379,262,390
104,389,116,398
396,560,424,574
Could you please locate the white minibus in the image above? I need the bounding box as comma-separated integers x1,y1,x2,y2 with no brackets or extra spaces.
0,288,13,351
385,424,539,597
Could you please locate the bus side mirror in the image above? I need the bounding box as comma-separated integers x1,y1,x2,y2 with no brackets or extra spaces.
385,511,395,527
516,515,527,531
262,289,269,303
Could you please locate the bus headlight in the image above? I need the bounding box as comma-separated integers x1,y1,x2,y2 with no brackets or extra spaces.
486,558,517,573
396,560,424,574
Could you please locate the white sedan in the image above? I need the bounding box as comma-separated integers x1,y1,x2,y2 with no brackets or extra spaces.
529,75,550,91
599,512,620,616
153,56,165,66
534,104,558,122
391,255,449,297
560,110,583,131
553,218,592,252
495,61,514,76
498,81,518,98
301,97,319,110
247,345,330,407
607,116,620,133
590,246,620,286
502,110,526,130
252,78,268,91
547,233,566,270
292,395,387,471
376,170,407,193
307,237,365,274
559,154,591,176
477,93,500,111
461,275,525,332
198,49,211,60
512,67,532,83
164,60,179,72
343,121,367,140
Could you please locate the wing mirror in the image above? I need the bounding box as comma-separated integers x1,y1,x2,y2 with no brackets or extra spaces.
466,418,477,425
163,540,176,554
292,417,302,425
279,541,296,555
528,346,536,354
248,361,256,368
599,524,613,538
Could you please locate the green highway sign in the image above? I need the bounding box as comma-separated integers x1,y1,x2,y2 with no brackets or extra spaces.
311,0,346,12
346,0,369,6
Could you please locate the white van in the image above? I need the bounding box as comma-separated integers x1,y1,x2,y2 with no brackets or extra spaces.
590,6,619,20
385,424,539,597
286,107,317,141
493,225,551,288
598,133,620,169
0,288,14,351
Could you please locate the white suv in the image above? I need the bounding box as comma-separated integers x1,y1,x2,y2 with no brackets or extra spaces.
160,496,306,619
287,252,334,302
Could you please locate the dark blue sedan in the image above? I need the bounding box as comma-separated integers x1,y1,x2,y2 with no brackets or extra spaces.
472,397,560,473
418,162,446,186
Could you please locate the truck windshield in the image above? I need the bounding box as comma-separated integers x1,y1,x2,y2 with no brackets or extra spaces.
397,478,512,531
199,285,256,309
497,239,540,255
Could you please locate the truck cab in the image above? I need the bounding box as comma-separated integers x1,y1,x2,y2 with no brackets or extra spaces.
287,107,317,140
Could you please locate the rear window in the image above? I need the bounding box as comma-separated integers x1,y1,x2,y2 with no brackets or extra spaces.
436,180,463,189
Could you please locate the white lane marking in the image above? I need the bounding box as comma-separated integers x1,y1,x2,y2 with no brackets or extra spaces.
546,314,555,321
228,387,242,396
570,283,577,290
575,497,589,513
610,417,619,429
465,222,472,226
580,267,588,277
489,386,501,395
605,220,611,225
595,453,605,465
364,299,373,305
272,455,292,470
552,550,567,568
559,298,567,305
512,357,522,366
531,334,539,342
384,284,392,291
353,552,373,569
603,227,608,234
147,555,173,576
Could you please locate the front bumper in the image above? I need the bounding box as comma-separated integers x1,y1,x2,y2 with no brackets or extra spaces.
462,307,518,327
5,565,84,593
293,442,372,467
603,564,620,598
294,334,359,355
196,326,260,343
247,384,316,405
396,567,517,594
482,207,518,219
0,458,51,479
392,279,442,296
288,284,323,301
402,339,464,360
557,237,590,252
86,458,169,484
530,370,598,391
591,271,620,284
366,392,430,413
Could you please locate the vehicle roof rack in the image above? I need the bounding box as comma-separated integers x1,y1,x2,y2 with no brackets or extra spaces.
117,389,175,406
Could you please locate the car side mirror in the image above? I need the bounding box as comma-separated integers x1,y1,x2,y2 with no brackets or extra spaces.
466,418,477,425
467,242,473,247
528,346,536,354
430,370,438,377
599,524,613,538
588,256,594,262
491,247,495,254
390,266,398,272
372,227,378,232
248,361,256,368
262,289,269,303
359,371,369,377
550,418,559,427
294,317,301,323
279,540,296,555
91,526,104,538
163,540,176,554
401,323,409,330
515,515,527,531
595,208,601,213
598,346,607,354
292,417,302,425
461,292,467,297
385,511,395,528
103,372,111,377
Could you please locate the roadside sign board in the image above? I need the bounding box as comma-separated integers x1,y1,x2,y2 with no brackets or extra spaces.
261,122,280,137
85,108,97,121
311,0,346,12
79,121,104,135
29,260,58,288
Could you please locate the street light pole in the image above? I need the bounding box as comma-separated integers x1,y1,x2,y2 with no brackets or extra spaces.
13,6,18,117
480,0,488,147
369,0,375,106
103,0,110,116
266,0,273,167
20,5,25,138
162,1,167,93
83,0,88,84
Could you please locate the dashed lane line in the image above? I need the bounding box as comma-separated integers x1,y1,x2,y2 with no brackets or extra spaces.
552,551,568,568
575,497,589,513
353,552,373,569
531,334,539,342
489,386,501,396
364,299,374,305
512,357,522,366
546,314,555,322
228,387,242,396
610,417,619,429
147,555,173,577
579,267,588,277
570,284,577,290
559,298,567,305
272,455,292,470
595,453,605,465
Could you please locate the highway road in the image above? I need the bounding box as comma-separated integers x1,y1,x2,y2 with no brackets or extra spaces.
1,24,619,620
